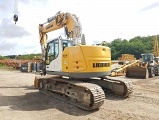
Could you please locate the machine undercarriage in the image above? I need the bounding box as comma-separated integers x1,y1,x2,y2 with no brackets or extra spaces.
34,75,133,110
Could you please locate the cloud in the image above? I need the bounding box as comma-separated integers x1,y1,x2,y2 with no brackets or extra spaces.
139,1,159,12
0,40,17,50
20,0,48,5
0,0,48,16
0,0,13,11
0,18,30,38
0,37,41,56
0,39,17,55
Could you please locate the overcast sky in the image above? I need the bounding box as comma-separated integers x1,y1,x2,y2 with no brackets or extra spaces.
0,0,159,56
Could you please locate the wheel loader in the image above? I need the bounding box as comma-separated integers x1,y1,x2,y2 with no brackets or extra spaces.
34,11,133,111
126,53,159,78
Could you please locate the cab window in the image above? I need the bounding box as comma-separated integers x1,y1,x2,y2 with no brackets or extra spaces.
47,39,59,61
62,40,72,51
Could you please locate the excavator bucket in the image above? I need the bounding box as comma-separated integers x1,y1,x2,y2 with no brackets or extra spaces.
126,66,149,79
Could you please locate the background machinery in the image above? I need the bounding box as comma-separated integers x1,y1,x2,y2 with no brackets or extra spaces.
110,54,137,77
126,53,159,78
126,36,159,78
34,11,132,110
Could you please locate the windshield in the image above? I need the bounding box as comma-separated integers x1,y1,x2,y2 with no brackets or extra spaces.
142,54,153,62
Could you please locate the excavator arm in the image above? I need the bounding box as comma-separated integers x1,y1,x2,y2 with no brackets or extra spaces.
39,11,82,61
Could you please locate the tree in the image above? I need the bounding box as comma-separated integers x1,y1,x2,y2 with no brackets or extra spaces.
108,35,156,59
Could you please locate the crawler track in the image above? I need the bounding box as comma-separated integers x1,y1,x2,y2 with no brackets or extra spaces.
80,77,133,97
35,75,133,110
37,76,105,110
103,77,133,97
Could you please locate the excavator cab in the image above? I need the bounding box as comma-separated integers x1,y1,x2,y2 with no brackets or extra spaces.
45,37,72,65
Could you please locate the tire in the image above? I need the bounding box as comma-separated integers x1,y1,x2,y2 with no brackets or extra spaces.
148,67,155,78
154,66,159,76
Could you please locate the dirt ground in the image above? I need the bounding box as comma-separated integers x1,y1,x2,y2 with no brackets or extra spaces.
0,70,159,120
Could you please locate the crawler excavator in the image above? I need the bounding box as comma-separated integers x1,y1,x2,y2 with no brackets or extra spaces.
34,11,132,110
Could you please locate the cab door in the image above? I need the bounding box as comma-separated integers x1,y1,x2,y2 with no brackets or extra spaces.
46,38,62,71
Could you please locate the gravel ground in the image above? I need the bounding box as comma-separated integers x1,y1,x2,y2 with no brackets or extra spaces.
0,70,159,120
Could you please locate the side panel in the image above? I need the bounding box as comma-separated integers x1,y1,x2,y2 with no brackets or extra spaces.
62,46,87,72
62,45,111,73
46,55,62,71
81,45,111,72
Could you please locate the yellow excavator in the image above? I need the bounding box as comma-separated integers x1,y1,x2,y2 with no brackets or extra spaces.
34,11,132,110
